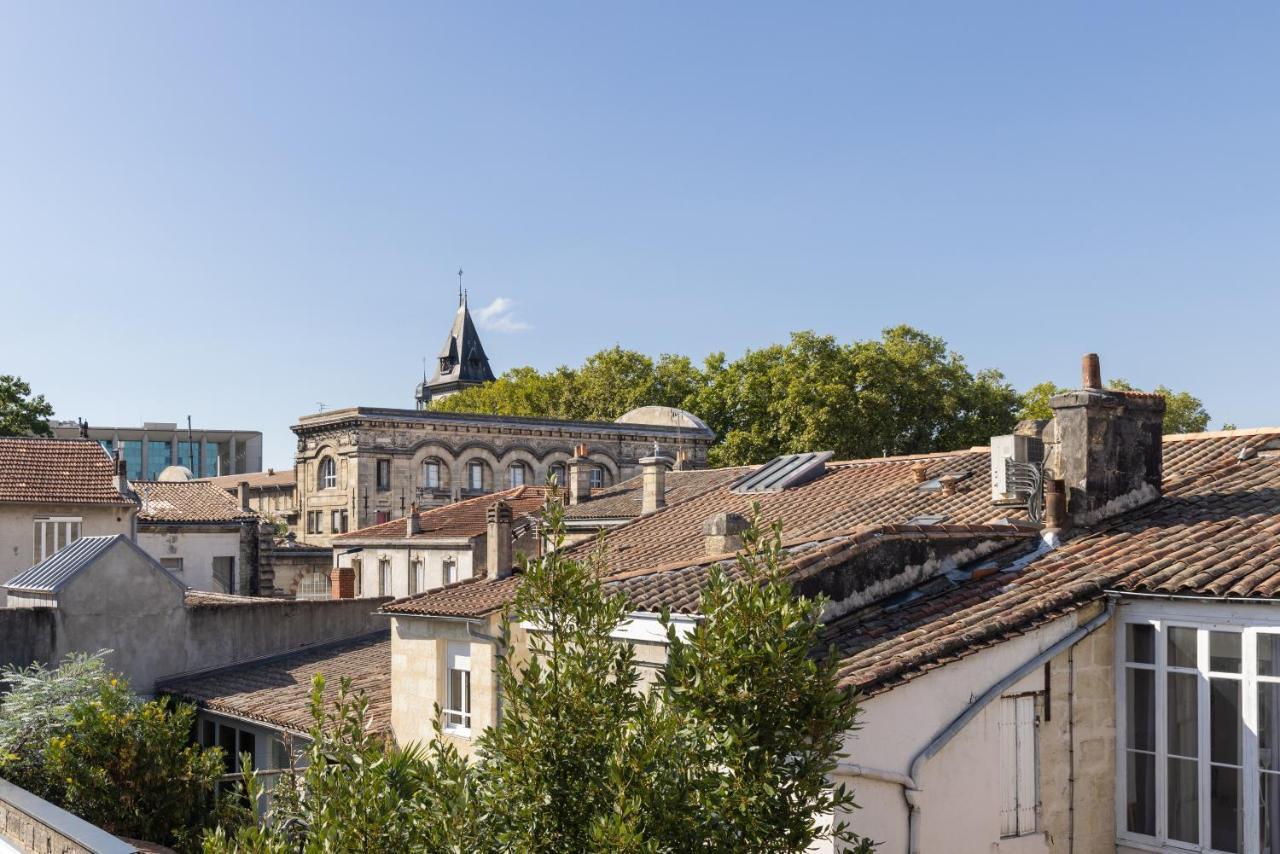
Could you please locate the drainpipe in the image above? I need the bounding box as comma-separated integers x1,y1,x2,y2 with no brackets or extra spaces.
836,599,1114,854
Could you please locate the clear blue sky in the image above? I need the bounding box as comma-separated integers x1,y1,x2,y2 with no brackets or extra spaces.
2,3,1276,468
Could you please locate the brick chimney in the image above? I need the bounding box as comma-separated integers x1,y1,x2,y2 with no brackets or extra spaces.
704,511,748,555
487,499,514,579
567,445,592,506
1044,354,1165,528
639,449,674,515
238,481,251,511
406,502,421,537
330,564,355,599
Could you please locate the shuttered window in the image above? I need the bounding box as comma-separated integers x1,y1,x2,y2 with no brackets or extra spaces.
1000,693,1041,838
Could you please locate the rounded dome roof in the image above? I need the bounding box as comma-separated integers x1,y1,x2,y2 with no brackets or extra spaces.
614,405,710,432
156,465,195,482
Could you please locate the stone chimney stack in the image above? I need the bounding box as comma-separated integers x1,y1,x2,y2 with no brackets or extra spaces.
78,419,89,439
406,502,422,537
567,445,593,506
487,499,514,579
238,481,251,511
704,511,749,555
114,450,129,494
639,449,674,516
1045,354,1165,528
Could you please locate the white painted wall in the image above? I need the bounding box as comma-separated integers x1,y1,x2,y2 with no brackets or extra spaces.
336,543,474,599
831,613,1084,853
137,530,241,593
0,503,134,606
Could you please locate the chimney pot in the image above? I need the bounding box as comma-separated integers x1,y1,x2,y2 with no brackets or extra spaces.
114,450,129,494
703,511,749,555
1043,478,1068,532
487,499,514,579
938,475,960,497
910,461,930,484
267,467,274,476
238,481,251,511
1081,353,1102,390
406,502,422,536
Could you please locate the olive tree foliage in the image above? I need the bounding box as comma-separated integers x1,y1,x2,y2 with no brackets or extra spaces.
1018,378,1211,434
206,502,874,853
433,327,1020,465
0,374,54,436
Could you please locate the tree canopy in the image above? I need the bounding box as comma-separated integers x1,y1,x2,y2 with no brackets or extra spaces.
434,327,1023,466
0,374,53,437
1017,379,1211,435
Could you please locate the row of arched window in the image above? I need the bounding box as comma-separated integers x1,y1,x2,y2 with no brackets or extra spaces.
315,455,609,493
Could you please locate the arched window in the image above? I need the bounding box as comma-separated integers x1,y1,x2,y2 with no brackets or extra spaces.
318,457,337,490
297,570,330,600
468,461,485,492
546,463,566,486
589,466,606,489
508,463,526,487
423,459,442,490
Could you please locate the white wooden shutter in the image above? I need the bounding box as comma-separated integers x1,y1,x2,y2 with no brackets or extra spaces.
1000,694,1040,837
1015,695,1038,834
1000,697,1019,836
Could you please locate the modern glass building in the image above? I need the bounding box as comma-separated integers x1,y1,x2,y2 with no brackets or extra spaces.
51,421,263,480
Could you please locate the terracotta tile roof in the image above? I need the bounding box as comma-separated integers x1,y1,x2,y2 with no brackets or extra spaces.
608,522,1038,614
204,470,296,490
830,445,1280,696
382,574,521,617
562,467,752,521
158,632,391,736
384,429,1280,630
0,437,134,506
333,486,549,542
135,480,257,524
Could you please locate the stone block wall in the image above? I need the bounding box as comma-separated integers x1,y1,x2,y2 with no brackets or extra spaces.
1039,606,1116,852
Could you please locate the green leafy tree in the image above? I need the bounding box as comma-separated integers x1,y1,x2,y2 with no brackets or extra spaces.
205,504,873,852
1017,379,1210,434
0,652,231,849
0,374,53,436
204,677,474,854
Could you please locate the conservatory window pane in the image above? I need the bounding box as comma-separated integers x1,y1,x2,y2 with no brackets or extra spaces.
1211,631,1242,673
1211,764,1242,853
1261,634,1280,678
1211,678,1242,765
1168,756,1199,844
1264,683,1280,772
1168,626,1197,668
1127,750,1156,836
1127,623,1154,664
1168,672,1198,757
1127,669,1155,752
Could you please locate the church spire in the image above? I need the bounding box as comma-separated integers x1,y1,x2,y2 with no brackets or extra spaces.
416,273,497,408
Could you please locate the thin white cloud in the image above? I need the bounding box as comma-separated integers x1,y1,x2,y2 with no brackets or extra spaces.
473,297,531,333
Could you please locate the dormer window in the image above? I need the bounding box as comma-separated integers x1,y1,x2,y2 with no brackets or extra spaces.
440,357,453,374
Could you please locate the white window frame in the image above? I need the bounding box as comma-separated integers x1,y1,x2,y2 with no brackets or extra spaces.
298,570,330,600
318,457,337,490
410,559,425,595
508,463,526,487
443,555,458,586
378,557,392,597
33,516,82,564
468,461,484,491
424,460,441,490
1116,604,1280,854
160,557,184,573
589,466,605,489
444,642,472,736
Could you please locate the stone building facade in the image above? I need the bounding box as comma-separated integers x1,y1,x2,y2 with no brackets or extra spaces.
292,406,714,547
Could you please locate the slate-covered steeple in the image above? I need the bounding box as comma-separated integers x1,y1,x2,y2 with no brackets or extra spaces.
416,289,497,408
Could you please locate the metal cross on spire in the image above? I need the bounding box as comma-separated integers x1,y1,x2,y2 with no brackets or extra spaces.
457,268,464,306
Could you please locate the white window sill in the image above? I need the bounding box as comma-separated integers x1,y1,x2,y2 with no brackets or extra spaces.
443,724,472,739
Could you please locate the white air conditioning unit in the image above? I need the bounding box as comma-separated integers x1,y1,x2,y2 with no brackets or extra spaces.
990,435,1044,502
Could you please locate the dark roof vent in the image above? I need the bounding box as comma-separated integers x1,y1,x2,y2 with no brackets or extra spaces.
731,451,833,494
